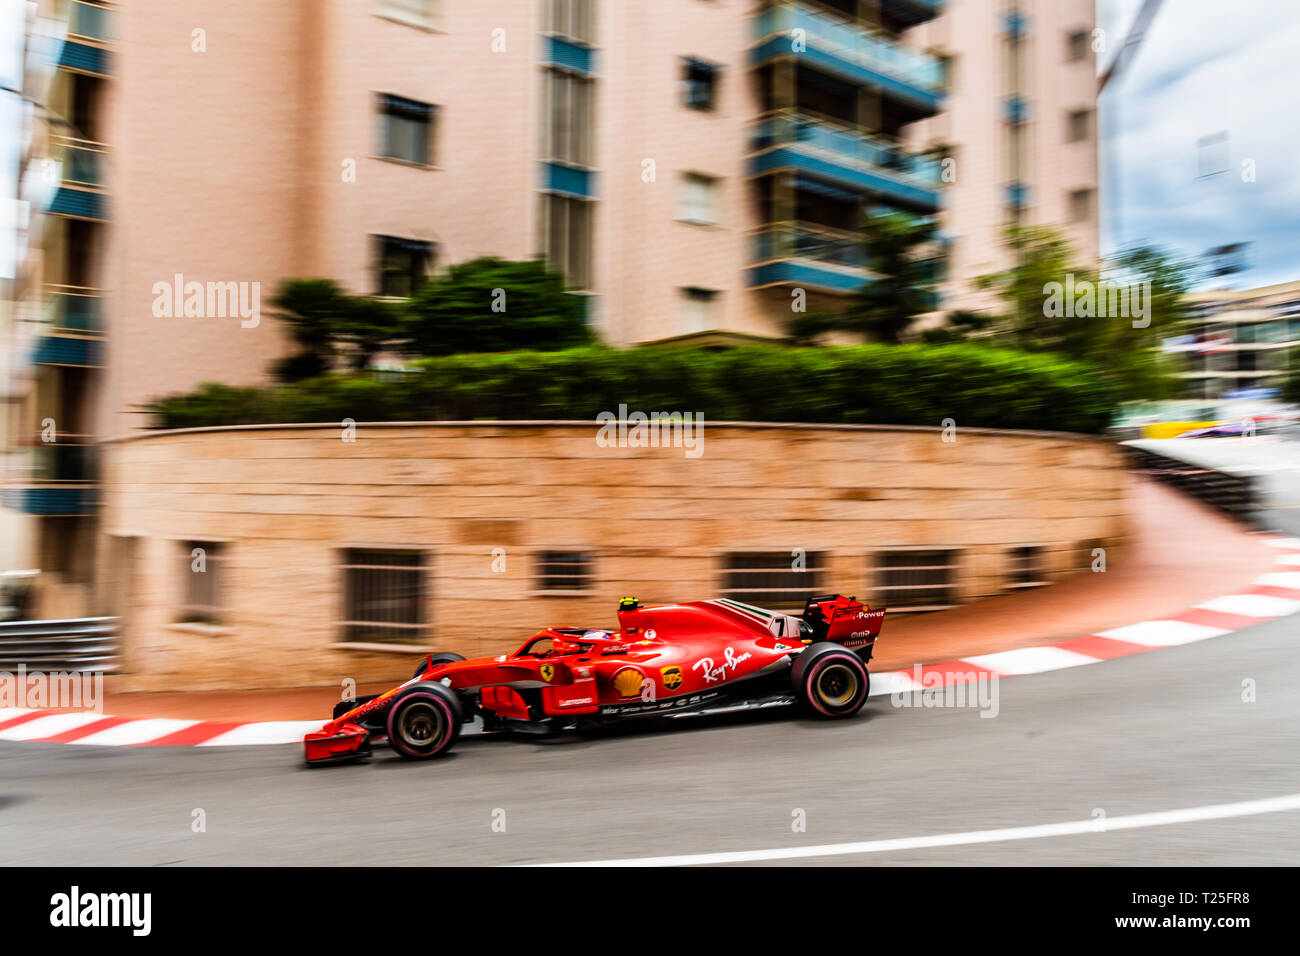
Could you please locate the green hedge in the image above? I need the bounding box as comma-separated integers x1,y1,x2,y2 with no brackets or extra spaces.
143,345,1117,434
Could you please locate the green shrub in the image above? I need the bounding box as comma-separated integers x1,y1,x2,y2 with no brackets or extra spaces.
144,344,1117,434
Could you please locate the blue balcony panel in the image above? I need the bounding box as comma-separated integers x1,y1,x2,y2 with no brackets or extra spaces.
49,186,105,220
543,35,596,75
58,39,110,76
751,35,942,117
751,147,940,211
749,261,869,294
1003,94,1030,124
541,162,596,199
32,335,103,368
1,486,97,516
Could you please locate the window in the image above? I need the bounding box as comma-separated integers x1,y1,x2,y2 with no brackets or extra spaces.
1068,187,1093,223
871,550,959,611
1066,29,1089,62
680,287,719,333
1066,108,1091,143
679,172,719,224
547,0,595,43
543,69,594,167
721,552,825,613
378,93,434,165
682,58,719,111
535,550,595,592
378,0,436,28
374,235,433,297
1008,546,1046,588
340,549,427,643
540,193,594,289
179,541,223,624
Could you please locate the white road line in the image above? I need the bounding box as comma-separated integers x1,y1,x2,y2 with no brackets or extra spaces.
1196,593,1300,618
1274,554,1300,567
0,708,38,723
75,718,201,746
1252,571,1300,590
866,670,923,696
528,793,1300,867
1096,620,1228,647
963,646,1098,675
0,711,107,741
196,720,323,746
1263,537,1300,549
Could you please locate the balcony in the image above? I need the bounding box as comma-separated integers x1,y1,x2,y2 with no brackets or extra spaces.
46,137,108,220
2,439,99,516
749,110,942,211
752,2,944,117
46,284,103,334
749,222,871,293
57,2,112,76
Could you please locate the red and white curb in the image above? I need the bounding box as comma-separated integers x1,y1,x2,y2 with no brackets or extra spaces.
3,536,1299,747
868,534,1300,696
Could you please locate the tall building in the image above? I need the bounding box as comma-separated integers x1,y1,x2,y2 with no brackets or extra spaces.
2,0,1097,618
905,0,1099,313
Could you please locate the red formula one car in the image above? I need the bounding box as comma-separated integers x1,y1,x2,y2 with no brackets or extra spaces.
304,593,885,764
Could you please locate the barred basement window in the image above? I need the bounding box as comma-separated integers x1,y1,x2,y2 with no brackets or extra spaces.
179,540,224,624
1007,545,1048,589
720,552,824,613
871,549,959,611
535,550,595,593
340,549,427,643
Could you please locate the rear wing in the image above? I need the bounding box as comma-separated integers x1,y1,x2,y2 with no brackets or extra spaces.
802,594,886,651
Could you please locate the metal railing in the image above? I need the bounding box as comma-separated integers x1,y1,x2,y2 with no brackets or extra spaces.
754,2,945,93
752,221,868,270
45,284,103,333
0,617,119,672
50,136,107,188
751,110,944,186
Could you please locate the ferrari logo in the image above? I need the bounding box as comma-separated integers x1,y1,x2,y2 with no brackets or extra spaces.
661,666,683,690
540,664,555,682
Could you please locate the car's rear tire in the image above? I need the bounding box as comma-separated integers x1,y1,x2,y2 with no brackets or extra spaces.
385,682,463,759
791,643,870,718
411,651,466,681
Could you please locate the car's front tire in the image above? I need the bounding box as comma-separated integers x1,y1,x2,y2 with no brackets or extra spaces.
385,682,463,759
411,651,466,681
791,643,870,718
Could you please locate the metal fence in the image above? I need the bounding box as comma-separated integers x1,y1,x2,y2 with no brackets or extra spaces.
0,617,120,672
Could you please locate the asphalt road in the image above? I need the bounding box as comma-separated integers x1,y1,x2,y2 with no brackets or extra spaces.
1,609,1298,866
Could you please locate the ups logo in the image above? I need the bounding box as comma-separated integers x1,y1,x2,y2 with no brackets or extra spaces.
661,666,683,690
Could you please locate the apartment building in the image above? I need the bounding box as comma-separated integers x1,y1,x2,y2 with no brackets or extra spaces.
1168,280,1300,400
906,0,1100,313
3,0,1108,622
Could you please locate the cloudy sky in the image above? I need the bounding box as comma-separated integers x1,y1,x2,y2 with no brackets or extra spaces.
1099,0,1300,289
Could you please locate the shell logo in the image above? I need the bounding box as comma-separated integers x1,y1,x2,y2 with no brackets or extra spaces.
612,667,645,698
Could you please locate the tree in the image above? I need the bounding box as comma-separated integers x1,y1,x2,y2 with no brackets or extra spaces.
787,209,942,344
270,279,404,381
404,257,593,356
974,227,1190,400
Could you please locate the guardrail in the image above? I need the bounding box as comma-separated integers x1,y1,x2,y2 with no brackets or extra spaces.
1123,446,1259,527
0,617,119,672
